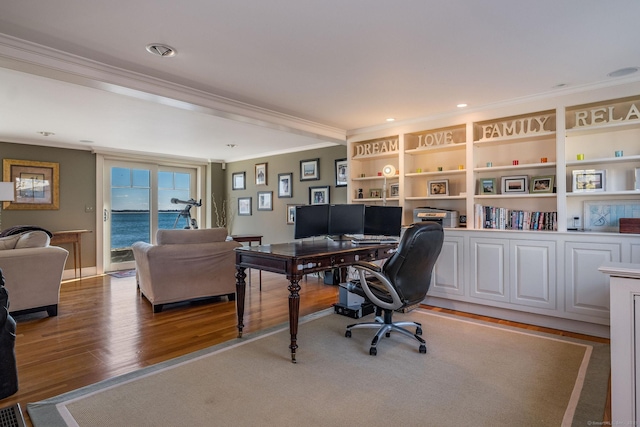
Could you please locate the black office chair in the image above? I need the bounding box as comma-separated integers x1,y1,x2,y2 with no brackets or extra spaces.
344,222,444,355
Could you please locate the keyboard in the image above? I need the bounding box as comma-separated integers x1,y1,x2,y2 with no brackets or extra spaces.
351,238,398,245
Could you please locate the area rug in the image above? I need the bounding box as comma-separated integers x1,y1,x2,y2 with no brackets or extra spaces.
27,309,609,426
106,269,136,279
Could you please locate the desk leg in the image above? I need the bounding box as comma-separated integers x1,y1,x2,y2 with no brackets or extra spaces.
235,266,247,338
287,278,301,363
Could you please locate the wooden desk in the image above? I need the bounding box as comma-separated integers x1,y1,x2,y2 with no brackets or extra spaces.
231,234,263,289
51,230,92,278
235,240,396,362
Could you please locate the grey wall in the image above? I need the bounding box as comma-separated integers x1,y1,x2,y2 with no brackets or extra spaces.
1,141,346,267
225,145,347,244
0,141,97,270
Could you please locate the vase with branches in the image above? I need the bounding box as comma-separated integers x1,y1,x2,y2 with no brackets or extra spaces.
212,193,235,235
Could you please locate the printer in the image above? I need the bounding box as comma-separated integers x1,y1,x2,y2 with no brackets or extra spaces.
413,207,459,228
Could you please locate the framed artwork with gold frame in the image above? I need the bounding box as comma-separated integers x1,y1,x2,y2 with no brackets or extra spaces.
2,159,60,210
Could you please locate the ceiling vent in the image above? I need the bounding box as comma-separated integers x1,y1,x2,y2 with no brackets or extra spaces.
145,44,177,58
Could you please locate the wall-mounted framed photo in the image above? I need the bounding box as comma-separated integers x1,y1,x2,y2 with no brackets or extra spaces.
530,175,554,194
428,179,449,196
309,186,329,204
257,191,273,211
300,158,320,181
286,204,301,224
369,188,382,198
238,197,252,216
501,175,529,194
335,158,347,187
255,162,268,186
390,183,400,197
2,158,60,210
478,178,497,195
278,173,293,198
232,171,246,190
572,169,605,192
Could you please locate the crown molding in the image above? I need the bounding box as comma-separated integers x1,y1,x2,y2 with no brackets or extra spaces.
0,33,347,144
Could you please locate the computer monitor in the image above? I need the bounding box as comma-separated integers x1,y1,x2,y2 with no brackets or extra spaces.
364,205,403,237
327,204,365,240
294,205,330,239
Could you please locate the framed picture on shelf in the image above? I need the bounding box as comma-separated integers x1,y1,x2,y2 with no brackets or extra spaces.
257,191,273,211
478,178,497,195
278,173,293,198
501,175,528,194
300,158,320,181
572,169,605,192
286,204,301,224
309,186,330,204
232,171,246,190
238,197,252,216
636,167,640,191
255,162,268,186
530,175,554,194
583,200,640,232
389,183,400,197
335,158,347,187
428,179,449,196
369,188,382,198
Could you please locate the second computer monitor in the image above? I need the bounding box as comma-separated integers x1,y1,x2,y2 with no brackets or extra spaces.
328,204,365,238
364,205,403,237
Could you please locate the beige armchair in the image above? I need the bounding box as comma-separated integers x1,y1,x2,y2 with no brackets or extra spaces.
0,230,69,316
132,228,242,313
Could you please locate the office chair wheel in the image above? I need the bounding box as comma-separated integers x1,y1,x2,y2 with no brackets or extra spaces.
416,326,423,335
385,332,391,337
345,330,352,338
369,347,377,356
419,344,427,354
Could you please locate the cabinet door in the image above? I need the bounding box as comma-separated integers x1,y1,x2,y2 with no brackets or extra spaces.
632,243,640,264
430,235,464,297
509,239,556,310
469,237,508,302
565,241,620,319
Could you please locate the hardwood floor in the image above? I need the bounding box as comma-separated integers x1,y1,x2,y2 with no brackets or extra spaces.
1,270,609,425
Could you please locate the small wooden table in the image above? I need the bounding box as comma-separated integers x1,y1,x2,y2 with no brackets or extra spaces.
231,234,263,289
51,230,92,278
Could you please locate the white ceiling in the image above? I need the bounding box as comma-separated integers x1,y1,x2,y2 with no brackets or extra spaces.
1,0,639,162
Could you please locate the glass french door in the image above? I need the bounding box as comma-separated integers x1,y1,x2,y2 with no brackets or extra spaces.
103,159,197,272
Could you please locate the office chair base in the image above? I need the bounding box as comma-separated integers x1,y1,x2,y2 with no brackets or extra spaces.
345,319,426,355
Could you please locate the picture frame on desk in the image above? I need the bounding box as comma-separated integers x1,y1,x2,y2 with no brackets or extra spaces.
501,175,528,194
530,175,554,194
428,179,449,196
572,169,605,192
2,158,59,210
478,178,497,195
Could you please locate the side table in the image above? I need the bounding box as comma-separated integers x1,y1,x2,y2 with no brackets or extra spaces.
51,230,92,278
231,234,263,290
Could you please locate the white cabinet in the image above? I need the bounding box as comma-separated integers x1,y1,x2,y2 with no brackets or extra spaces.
601,262,640,424
564,240,620,320
430,235,464,297
469,237,509,303
509,239,556,310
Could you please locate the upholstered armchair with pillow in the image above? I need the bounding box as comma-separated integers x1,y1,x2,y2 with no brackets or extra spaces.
132,228,242,313
0,230,69,316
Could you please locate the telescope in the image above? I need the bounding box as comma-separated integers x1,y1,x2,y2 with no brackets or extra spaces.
171,198,202,207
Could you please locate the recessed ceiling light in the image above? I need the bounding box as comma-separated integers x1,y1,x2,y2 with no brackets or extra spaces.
37,131,54,137
607,67,639,78
553,83,568,89
456,103,468,108
145,44,177,58
79,140,94,144
386,118,395,122
227,144,237,148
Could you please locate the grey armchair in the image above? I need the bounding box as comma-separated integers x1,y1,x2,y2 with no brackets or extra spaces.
344,222,444,355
